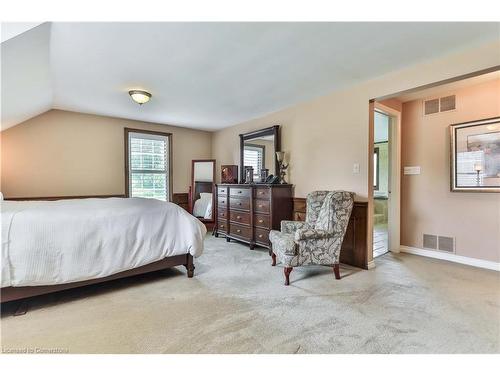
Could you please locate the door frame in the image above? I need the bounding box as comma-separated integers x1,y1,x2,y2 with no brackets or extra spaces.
373,102,402,255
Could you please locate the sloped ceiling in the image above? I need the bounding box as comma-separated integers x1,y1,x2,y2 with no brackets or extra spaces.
2,22,500,131
1,23,52,130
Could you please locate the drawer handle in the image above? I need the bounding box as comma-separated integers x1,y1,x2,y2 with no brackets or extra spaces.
222,200,225,204
259,191,264,195
220,224,224,228
258,219,263,223
236,229,241,233
258,204,263,208
236,216,241,219
258,234,263,238
238,190,242,194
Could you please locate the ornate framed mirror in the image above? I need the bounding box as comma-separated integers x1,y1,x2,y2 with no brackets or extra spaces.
190,159,216,224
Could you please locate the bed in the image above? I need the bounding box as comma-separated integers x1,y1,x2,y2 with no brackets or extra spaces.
1,196,206,302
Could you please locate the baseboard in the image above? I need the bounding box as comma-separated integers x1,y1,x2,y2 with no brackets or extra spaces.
400,246,500,271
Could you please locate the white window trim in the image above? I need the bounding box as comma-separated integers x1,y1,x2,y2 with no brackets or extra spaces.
125,129,172,202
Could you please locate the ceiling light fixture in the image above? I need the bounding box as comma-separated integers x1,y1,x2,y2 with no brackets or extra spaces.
128,89,152,105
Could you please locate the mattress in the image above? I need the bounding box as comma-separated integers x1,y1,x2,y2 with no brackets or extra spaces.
1,197,206,287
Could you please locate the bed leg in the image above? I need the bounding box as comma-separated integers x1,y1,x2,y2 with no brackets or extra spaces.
14,300,29,316
185,254,195,278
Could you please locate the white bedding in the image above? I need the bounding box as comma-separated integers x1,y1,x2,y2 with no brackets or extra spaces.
1,197,206,287
192,192,213,219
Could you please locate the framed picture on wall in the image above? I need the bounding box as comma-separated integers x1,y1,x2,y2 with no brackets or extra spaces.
450,117,500,192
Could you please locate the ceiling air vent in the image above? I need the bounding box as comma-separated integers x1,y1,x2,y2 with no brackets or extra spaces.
423,95,457,115
440,95,456,112
424,99,439,115
423,234,437,250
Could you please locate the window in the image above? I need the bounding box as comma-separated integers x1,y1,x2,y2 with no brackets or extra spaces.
373,147,379,190
243,144,265,179
125,128,171,201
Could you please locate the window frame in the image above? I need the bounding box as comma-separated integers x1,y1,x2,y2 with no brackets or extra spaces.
124,127,173,201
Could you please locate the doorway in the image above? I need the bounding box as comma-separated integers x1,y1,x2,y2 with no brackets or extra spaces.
372,104,401,258
373,110,390,257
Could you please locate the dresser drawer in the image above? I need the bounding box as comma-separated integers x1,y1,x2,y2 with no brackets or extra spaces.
230,197,250,211
230,187,251,198
217,219,228,233
254,199,270,214
218,196,228,207
217,209,228,220
229,223,252,240
254,188,270,200
230,211,251,225
255,228,270,246
217,186,228,195
254,214,270,229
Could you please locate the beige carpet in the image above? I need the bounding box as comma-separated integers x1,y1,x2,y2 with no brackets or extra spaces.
1,235,499,353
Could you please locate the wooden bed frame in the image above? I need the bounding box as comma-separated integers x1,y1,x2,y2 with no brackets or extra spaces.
1,194,196,303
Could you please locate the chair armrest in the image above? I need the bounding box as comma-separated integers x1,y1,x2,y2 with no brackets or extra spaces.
294,228,332,241
281,220,309,234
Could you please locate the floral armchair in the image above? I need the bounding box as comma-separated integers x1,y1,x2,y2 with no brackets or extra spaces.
269,191,354,285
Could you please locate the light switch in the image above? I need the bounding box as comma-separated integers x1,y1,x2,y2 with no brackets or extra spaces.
404,166,421,175
353,163,360,174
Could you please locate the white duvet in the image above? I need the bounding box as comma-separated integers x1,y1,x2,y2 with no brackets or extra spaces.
1,197,206,287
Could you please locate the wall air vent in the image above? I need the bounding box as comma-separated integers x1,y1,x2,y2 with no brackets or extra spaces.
438,236,455,253
423,234,437,249
439,95,456,112
423,95,457,116
424,99,439,115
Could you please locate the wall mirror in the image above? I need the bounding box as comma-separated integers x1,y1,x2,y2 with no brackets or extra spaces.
239,125,280,183
190,159,216,222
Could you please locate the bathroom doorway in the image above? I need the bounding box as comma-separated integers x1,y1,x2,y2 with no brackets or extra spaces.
373,110,390,257
372,103,401,258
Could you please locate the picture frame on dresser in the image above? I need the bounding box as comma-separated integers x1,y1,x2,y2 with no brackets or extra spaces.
221,165,238,184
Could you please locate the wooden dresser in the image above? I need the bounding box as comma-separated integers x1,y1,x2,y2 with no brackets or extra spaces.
215,184,293,250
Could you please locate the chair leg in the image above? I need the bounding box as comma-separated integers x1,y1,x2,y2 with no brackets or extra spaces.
333,263,340,280
284,267,293,285
271,252,276,266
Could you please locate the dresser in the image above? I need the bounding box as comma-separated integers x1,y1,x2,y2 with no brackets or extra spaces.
215,184,293,250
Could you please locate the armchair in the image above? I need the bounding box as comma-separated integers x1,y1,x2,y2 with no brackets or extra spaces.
269,191,354,285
